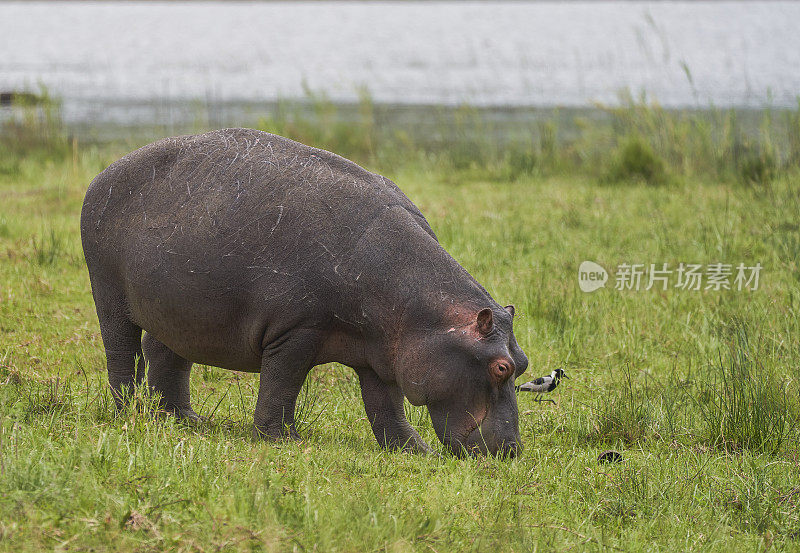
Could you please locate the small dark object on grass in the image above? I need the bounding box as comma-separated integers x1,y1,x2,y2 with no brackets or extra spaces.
597,450,623,464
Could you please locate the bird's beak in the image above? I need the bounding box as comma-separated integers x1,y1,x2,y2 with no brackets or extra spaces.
563,374,570,379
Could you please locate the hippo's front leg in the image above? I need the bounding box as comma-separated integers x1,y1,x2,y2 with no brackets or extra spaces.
357,369,432,454
253,329,321,441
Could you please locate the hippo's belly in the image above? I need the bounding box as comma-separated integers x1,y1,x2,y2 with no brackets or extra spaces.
124,274,265,371
117,239,287,372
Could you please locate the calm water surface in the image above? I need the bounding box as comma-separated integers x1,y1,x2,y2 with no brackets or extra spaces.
0,1,798,125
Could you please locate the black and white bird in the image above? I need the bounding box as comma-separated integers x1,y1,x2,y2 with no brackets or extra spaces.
516,368,569,403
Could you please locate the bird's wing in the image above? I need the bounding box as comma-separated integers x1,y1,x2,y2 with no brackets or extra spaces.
517,376,551,393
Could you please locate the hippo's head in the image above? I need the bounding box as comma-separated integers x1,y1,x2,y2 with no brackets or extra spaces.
395,304,528,457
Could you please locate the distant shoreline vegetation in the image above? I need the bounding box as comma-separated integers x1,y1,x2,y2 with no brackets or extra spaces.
2,87,799,186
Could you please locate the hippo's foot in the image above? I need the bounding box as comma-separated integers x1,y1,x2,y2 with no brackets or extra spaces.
155,403,204,424
252,423,302,442
167,405,204,422
401,438,434,456
381,433,432,455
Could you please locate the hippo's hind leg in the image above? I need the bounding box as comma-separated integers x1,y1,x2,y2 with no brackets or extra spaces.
142,332,200,421
253,329,322,441
92,286,145,409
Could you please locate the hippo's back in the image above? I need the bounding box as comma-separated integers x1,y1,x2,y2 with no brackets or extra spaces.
82,128,426,248
82,128,432,276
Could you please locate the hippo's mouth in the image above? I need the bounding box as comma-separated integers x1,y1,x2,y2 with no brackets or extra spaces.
446,404,521,457
465,405,488,435
464,412,486,437
448,408,488,455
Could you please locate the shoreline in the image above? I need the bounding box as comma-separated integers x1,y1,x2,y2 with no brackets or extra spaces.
3,94,795,144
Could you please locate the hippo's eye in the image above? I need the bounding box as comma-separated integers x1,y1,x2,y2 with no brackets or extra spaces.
489,360,515,385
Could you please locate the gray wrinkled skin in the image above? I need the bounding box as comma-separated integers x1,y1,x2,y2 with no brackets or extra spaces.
81,129,529,456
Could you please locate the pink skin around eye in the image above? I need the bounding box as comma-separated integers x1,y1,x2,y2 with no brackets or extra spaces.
489,359,514,385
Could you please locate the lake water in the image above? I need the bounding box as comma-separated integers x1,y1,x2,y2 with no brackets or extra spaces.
1,1,799,127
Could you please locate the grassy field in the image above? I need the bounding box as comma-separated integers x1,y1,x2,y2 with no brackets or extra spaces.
1,99,800,551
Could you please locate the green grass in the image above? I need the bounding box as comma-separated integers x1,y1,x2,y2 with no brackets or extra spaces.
2,100,800,551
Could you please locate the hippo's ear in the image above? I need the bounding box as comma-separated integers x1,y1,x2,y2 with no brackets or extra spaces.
476,308,494,335
504,305,515,318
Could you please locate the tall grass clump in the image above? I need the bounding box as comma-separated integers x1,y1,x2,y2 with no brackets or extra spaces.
13,376,74,421
696,324,798,455
581,93,800,185
0,87,69,174
584,367,654,446
787,99,800,167
582,365,699,447
256,85,378,165
719,110,778,185
30,226,69,266
586,366,677,445
447,106,492,171
601,135,669,185
590,464,665,524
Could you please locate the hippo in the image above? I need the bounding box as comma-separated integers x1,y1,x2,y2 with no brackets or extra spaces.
80,128,529,456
